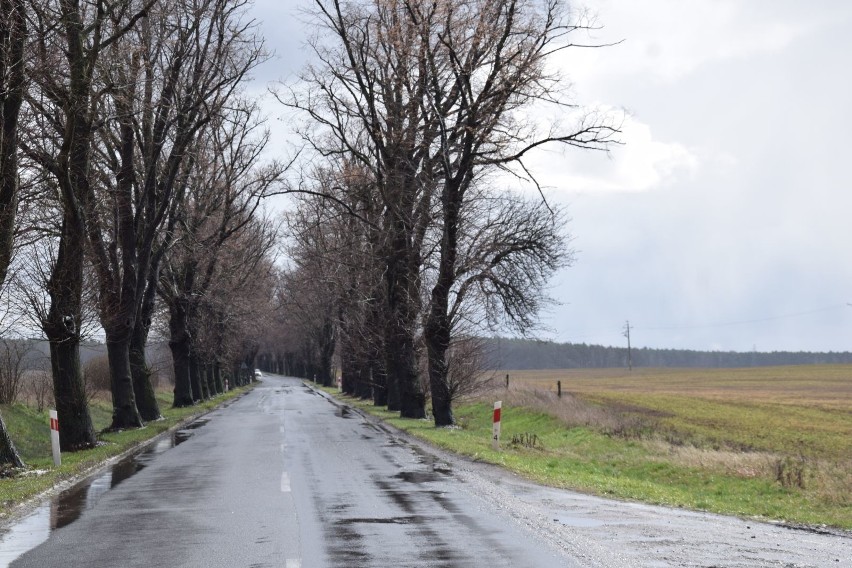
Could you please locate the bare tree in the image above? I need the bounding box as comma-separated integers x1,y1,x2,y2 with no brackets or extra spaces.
412,0,617,425
285,164,390,402
0,338,34,403
80,0,268,427
22,0,156,446
291,0,618,426
159,102,282,406
0,0,25,288
285,0,453,418
0,0,26,466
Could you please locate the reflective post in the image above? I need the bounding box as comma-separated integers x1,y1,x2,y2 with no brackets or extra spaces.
49,410,61,466
492,401,502,451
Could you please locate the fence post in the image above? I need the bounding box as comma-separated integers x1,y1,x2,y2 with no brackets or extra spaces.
505,374,509,389
557,380,561,398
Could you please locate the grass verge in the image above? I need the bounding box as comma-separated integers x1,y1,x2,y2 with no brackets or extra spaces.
0,386,252,521
315,382,852,531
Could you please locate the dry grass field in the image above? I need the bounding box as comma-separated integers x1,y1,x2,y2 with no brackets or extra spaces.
333,367,852,527
496,366,852,456
478,365,852,519
500,366,852,410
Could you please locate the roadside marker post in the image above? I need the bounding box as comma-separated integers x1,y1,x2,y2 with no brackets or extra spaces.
492,401,502,451
49,410,61,467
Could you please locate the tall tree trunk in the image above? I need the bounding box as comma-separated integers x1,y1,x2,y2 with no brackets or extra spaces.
0,410,24,467
204,362,217,396
424,190,460,427
169,301,194,407
189,350,205,401
130,200,161,422
318,317,335,387
0,0,25,289
371,362,388,407
383,220,426,418
354,359,372,400
213,361,223,394
0,0,26,467
105,332,143,430
129,325,160,421
45,219,96,451
340,339,356,395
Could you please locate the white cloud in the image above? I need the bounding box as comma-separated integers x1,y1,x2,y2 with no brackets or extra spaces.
563,0,831,85
523,116,700,192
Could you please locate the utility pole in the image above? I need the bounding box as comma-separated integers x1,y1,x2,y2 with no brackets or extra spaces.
623,320,633,371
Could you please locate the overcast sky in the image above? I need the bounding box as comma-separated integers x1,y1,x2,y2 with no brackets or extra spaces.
250,0,852,353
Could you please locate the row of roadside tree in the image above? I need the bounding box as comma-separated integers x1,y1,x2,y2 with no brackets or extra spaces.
1,0,619,468
0,0,283,466
269,0,619,426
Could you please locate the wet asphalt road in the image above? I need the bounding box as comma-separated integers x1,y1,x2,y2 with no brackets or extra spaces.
4,375,571,567
3,374,851,567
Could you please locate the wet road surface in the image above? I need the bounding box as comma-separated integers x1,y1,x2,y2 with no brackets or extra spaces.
2,374,850,567
2,375,571,567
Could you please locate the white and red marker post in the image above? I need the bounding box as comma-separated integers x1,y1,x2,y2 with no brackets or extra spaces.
492,401,502,450
49,409,61,466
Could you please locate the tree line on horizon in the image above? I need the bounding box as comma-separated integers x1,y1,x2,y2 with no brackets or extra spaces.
487,337,852,370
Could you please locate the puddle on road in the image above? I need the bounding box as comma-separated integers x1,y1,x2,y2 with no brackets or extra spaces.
0,418,210,567
392,470,447,484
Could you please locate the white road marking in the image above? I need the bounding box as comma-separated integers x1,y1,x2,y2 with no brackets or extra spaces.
281,472,291,492
285,559,301,568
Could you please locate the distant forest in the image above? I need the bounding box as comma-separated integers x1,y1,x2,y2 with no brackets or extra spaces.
484,338,852,370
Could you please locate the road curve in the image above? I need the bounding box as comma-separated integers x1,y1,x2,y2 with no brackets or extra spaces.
5,374,851,567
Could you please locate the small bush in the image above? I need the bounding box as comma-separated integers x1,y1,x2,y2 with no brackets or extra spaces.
775,455,807,489
510,432,543,450
24,371,53,412
83,356,112,401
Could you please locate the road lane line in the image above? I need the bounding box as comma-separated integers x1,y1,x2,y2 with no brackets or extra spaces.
285,559,301,568
281,472,291,492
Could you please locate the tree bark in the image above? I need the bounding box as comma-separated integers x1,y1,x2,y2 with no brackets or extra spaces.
317,316,335,387
105,334,143,429
169,300,194,407
424,188,461,426
45,217,96,451
213,361,223,394
0,0,25,290
189,350,205,401
383,245,425,418
0,410,24,467
371,363,388,407
129,313,161,420
0,0,26,466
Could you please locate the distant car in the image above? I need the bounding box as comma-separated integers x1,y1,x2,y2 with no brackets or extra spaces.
254,369,263,379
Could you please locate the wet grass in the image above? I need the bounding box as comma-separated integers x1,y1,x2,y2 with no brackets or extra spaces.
320,365,852,530
0,386,252,520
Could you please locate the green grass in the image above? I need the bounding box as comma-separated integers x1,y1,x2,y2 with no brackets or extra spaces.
320,375,852,530
0,386,252,518
585,391,852,458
